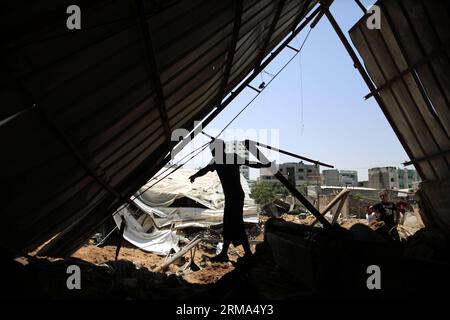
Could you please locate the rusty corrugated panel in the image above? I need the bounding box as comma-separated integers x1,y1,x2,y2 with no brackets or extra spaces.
0,0,318,256
349,0,450,234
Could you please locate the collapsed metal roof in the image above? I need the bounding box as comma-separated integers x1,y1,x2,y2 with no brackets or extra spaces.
0,0,319,256
349,0,450,233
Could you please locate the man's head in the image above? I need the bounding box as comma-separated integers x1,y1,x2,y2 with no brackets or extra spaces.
379,190,388,202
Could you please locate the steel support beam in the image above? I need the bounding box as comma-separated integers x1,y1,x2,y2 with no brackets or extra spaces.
310,188,349,226
290,0,314,31
354,0,367,14
254,0,287,70
404,148,450,166
246,139,334,168
1,60,126,205
215,0,243,107
135,0,172,143
244,141,332,228
275,171,331,228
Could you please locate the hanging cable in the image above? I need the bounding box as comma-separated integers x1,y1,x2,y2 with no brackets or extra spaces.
263,70,275,78
296,35,305,137
217,26,313,136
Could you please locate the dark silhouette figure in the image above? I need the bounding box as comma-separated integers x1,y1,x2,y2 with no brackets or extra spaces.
189,139,271,262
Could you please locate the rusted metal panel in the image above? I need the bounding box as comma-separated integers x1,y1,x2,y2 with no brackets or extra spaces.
350,0,450,182
1,0,319,256
350,0,450,235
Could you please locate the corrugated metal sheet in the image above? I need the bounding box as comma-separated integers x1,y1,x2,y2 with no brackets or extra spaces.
350,0,450,233
0,0,318,256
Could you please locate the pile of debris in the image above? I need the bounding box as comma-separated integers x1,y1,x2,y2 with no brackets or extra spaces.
7,206,437,300
72,167,264,284
104,168,258,255
72,237,261,285
17,167,428,298
203,218,450,300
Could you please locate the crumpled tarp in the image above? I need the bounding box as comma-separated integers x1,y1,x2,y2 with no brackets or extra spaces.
113,207,180,255
134,168,258,229
112,168,258,255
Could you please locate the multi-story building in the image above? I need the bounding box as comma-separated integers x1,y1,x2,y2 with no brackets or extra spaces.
322,169,358,187
322,169,340,186
259,161,320,186
398,168,420,189
368,167,398,189
368,167,420,190
340,170,358,187
225,141,249,180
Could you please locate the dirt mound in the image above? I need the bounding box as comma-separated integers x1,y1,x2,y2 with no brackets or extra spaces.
72,242,240,285
73,245,164,270
183,263,234,284
72,214,421,286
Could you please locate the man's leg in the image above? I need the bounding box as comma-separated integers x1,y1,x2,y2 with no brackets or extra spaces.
211,239,230,263
242,238,252,257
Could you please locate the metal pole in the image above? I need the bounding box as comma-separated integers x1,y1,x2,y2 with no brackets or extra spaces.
248,139,334,168
274,171,331,228
243,140,332,228
354,0,367,14
154,237,202,272
201,132,334,168
310,188,350,226
331,191,348,224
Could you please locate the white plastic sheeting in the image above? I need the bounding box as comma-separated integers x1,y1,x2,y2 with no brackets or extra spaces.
113,168,257,255
133,200,259,229
134,168,259,229
113,207,180,255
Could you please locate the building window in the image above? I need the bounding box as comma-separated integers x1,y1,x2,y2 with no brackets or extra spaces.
298,169,304,172
307,169,312,173
390,178,395,182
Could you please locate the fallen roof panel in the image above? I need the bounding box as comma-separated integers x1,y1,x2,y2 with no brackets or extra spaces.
349,0,450,234
0,0,318,256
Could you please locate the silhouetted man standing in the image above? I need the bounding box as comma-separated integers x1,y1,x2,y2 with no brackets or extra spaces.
189,139,271,262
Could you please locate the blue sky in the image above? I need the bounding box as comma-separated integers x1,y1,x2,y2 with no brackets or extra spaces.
178,0,414,181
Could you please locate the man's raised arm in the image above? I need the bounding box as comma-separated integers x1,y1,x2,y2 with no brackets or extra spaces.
189,161,216,183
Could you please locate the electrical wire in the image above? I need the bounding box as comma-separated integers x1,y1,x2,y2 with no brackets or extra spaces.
296,36,305,137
